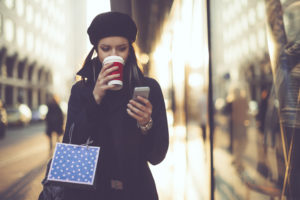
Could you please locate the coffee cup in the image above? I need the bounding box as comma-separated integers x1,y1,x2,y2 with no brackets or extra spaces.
102,56,125,90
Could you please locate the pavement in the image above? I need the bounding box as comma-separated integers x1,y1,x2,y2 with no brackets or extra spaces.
0,123,50,200
152,124,209,200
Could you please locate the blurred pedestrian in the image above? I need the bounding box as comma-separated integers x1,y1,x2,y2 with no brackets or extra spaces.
231,88,249,169
45,95,64,152
198,90,207,141
57,11,169,200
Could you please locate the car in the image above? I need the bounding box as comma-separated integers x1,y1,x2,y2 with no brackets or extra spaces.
31,104,48,122
6,104,32,126
0,100,7,138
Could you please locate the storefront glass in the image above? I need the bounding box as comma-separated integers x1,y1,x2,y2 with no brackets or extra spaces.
210,0,300,199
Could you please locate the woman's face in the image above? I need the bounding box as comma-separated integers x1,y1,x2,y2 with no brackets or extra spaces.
97,36,130,63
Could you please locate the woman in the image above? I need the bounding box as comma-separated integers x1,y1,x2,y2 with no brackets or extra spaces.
45,94,64,152
62,12,169,199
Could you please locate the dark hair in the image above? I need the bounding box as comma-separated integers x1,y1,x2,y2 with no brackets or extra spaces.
123,44,144,95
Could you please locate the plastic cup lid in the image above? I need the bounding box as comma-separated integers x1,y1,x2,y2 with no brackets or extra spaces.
103,56,124,65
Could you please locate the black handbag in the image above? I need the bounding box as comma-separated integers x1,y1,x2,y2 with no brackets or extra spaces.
38,159,64,200
39,123,99,199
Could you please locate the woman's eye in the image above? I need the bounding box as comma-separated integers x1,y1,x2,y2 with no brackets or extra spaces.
101,47,110,52
118,47,128,52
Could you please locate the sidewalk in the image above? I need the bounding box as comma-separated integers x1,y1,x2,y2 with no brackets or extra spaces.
152,124,209,200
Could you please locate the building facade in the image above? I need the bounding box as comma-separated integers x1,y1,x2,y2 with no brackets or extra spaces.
0,0,86,110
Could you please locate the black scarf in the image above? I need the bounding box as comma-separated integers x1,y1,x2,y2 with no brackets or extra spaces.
77,58,138,183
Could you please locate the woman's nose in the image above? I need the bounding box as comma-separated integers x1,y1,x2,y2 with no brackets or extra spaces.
111,48,117,56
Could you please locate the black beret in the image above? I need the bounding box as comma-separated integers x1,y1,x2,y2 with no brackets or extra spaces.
87,11,137,45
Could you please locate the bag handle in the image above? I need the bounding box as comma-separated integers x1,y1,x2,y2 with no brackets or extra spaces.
68,122,93,148
68,123,75,144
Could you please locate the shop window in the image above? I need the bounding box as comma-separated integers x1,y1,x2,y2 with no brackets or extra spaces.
210,0,300,199
27,89,32,108
5,86,13,107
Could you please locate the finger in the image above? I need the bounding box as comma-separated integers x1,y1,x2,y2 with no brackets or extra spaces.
101,74,120,85
130,99,152,115
97,63,115,78
94,83,116,94
102,84,117,90
102,63,114,71
136,96,152,108
129,100,147,112
97,72,120,84
127,103,146,117
98,63,113,78
98,66,118,81
127,108,143,121
102,66,119,76
128,104,150,122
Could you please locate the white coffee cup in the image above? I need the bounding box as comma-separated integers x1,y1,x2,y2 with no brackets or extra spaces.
102,56,125,90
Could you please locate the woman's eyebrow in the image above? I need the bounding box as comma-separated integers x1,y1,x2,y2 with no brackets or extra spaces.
99,44,128,47
99,44,110,47
117,44,129,47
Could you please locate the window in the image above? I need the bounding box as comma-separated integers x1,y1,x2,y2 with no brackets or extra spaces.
16,0,25,16
16,26,24,47
35,12,41,29
26,4,33,24
0,14,2,36
4,18,14,42
4,0,14,9
35,37,41,54
26,32,34,51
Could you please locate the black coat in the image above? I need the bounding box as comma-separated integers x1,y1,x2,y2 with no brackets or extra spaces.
62,61,169,200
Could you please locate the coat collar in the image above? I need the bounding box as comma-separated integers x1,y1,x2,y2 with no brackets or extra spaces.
76,58,101,83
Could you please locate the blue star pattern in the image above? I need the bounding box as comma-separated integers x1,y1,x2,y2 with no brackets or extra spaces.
47,143,100,186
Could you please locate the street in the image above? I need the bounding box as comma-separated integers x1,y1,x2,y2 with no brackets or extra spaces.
0,122,208,200
0,123,50,200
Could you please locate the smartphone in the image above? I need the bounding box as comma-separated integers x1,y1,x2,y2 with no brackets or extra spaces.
132,86,150,100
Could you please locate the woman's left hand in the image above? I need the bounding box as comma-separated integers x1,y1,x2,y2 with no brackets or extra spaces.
127,96,152,126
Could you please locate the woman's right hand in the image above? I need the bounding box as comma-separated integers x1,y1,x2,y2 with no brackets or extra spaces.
93,63,119,104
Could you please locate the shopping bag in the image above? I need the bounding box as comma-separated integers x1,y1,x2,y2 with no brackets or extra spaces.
47,142,100,189
46,123,100,189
